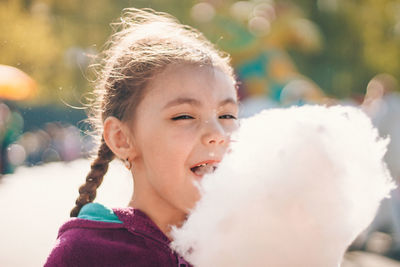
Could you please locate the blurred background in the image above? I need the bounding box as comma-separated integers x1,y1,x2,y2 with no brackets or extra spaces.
1,0,400,266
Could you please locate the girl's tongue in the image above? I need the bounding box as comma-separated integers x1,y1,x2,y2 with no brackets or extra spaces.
191,163,217,176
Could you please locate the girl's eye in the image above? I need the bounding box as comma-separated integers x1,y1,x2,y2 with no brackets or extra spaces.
219,114,237,120
171,115,194,121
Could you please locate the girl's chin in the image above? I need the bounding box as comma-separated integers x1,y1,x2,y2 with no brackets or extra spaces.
183,197,201,213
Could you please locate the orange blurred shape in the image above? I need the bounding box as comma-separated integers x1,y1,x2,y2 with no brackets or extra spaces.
0,64,37,100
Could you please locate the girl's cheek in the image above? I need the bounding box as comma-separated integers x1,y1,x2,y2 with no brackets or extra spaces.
223,121,239,133
171,122,199,136
232,120,240,129
168,128,196,147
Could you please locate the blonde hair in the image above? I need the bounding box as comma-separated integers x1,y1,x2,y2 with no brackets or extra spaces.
70,8,236,217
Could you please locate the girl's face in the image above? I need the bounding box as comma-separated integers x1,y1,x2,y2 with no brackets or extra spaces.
129,64,238,217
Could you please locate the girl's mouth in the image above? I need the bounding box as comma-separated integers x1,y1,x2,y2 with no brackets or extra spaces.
190,162,218,177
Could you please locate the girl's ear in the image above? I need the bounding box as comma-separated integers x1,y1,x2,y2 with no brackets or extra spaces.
103,116,136,161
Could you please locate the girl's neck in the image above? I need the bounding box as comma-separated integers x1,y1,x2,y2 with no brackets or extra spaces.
129,181,187,239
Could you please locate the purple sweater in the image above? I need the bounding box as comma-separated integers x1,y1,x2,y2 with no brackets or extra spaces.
45,203,192,267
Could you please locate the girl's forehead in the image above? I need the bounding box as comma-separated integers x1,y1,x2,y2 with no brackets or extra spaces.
152,63,227,84
144,64,237,102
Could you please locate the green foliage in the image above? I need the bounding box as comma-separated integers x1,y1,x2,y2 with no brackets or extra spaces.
0,0,198,106
0,0,398,105
0,0,66,104
294,0,400,97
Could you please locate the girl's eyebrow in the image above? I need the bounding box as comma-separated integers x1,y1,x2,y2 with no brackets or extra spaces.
163,97,238,110
163,97,201,109
220,98,238,107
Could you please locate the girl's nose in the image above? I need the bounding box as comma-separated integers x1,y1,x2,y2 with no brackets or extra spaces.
201,120,228,146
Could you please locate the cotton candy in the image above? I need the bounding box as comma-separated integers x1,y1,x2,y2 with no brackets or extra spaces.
171,105,395,267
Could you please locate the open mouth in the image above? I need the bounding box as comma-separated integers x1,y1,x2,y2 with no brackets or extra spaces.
190,162,218,177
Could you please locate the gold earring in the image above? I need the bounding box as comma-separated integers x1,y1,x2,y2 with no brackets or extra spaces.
123,158,132,170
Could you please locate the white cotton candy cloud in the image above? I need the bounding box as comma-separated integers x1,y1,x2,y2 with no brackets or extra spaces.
171,105,395,267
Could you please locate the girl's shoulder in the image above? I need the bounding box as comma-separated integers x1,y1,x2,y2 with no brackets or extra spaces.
44,203,179,267
54,203,127,244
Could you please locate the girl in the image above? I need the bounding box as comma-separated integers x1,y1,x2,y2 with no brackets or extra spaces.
45,8,239,267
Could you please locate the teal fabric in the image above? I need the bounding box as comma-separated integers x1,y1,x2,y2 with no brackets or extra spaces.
78,203,123,224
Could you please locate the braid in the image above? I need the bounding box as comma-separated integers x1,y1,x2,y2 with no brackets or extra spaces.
70,138,115,217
